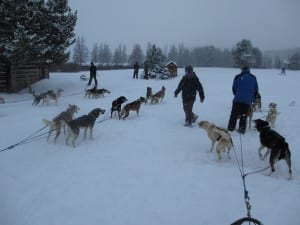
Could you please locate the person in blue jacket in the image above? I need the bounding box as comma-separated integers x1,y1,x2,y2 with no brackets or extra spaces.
227,66,258,134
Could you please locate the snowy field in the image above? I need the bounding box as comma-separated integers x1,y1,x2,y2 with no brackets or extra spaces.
0,68,300,225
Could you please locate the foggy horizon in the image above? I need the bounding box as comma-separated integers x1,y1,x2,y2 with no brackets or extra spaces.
68,0,300,52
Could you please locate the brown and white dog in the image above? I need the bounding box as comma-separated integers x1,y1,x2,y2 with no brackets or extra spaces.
266,102,279,128
150,86,166,104
254,119,292,179
43,104,80,143
44,89,64,105
198,121,233,160
252,93,262,112
120,97,146,119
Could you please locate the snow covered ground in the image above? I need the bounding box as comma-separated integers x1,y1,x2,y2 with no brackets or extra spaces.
0,68,299,225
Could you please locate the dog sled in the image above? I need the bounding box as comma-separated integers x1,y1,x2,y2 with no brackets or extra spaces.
80,74,88,81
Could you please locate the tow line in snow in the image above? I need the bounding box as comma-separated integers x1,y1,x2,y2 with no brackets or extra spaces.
230,134,266,225
0,112,108,153
2,91,85,105
0,126,50,153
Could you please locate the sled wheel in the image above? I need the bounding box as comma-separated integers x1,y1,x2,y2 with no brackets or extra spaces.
230,217,263,225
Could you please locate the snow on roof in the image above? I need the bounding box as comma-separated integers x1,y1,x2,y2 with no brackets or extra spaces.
165,61,177,66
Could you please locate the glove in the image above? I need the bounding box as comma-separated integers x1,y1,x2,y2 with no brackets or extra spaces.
174,92,178,98
200,96,205,103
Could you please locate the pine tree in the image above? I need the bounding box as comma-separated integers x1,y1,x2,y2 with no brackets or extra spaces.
177,44,190,66
128,44,144,65
112,44,122,65
102,44,112,64
252,47,263,68
98,44,104,64
72,36,89,66
121,44,128,64
90,43,99,63
167,44,178,62
289,52,300,70
145,44,166,71
46,0,77,64
232,39,254,67
274,56,282,69
0,0,77,65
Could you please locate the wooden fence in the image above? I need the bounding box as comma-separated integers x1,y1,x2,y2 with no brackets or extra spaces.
0,64,49,92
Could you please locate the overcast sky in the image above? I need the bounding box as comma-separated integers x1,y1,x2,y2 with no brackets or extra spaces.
68,0,300,51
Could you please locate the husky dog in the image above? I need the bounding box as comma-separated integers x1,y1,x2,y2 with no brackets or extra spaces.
120,97,146,120
94,88,111,98
43,104,80,143
44,89,64,105
145,87,152,104
84,86,97,99
111,96,128,118
252,93,262,112
265,102,279,128
150,86,166,104
254,119,292,178
85,87,110,99
0,96,5,104
65,108,105,147
32,91,48,106
198,121,233,160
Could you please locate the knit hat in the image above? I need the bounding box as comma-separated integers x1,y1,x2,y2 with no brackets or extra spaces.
241,66,250,73
185,65,193,73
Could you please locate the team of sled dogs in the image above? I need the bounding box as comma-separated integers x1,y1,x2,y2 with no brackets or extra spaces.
41,86,166,148
29,84,290,178
199,97,291,179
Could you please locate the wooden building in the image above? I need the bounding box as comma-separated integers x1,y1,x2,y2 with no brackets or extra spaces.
0,61,49,92
165,61,178,77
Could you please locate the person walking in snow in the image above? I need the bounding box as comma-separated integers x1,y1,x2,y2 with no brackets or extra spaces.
88,62,98,87
227,66,259,134
133,62,139,79
174,65,205,127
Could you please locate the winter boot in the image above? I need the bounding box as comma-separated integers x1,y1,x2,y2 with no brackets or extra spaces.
192,114,198,123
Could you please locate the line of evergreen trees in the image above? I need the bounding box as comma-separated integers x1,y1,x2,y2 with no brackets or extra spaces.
73,37,299,69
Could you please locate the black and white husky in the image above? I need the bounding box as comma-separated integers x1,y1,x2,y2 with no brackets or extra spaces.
64,108,105,147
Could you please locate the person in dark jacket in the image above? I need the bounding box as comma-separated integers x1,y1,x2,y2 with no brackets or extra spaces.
133,62,139,79
174,65,205,127
88,62,98,87
227,66,259,134
144,62,149,80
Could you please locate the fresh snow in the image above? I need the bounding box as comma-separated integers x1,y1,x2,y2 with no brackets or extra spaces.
0,68,299,225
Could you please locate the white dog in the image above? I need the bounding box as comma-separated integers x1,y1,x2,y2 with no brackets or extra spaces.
199,121,233,160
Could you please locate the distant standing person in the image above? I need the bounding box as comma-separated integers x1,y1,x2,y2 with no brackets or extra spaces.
174,65,205,127
133,62,139,79
88,62,98,87
227,66,258,134
144,62,149,80
281,67,286,75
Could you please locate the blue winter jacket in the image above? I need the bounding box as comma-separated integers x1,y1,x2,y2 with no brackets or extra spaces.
232,70,258,105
